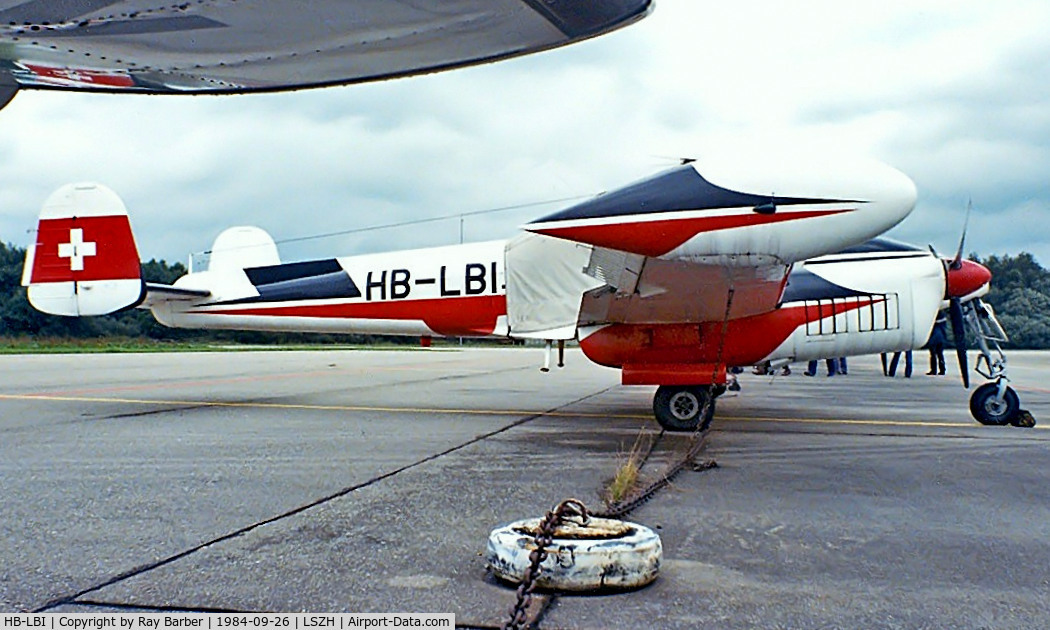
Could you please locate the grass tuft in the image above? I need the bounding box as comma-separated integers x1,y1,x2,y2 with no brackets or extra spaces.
603,430,652,506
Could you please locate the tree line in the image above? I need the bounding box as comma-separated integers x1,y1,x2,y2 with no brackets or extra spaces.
974,252,1050,349
3,241,1050,348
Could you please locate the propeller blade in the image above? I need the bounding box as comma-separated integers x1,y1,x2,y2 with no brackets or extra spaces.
951,200,972,270
949,297,969,388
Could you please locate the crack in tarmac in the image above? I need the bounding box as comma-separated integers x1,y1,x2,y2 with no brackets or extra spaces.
57,600,248,613
31,385,615,614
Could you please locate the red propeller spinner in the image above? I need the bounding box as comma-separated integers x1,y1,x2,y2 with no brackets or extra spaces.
945,258,992,299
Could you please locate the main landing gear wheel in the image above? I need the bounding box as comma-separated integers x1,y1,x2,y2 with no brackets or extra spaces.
969,382,1020,426
653,385,715,432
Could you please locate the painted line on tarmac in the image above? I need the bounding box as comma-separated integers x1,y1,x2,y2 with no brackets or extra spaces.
1015,385,1050,395
2,392,1045,429
9,364,494,398
0,392,649,420
720,415,1048,430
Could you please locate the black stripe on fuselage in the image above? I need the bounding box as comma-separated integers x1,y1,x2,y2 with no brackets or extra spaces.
532,165,862,224
244,259,344,285
782,268,872,302
804,253,929,266
783,238,932,301
835,237,929,255
206,259,361,306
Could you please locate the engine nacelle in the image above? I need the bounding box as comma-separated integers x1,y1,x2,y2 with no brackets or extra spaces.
578,239,945,385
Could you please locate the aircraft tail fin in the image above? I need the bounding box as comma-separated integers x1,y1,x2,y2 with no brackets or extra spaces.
22,183,144,316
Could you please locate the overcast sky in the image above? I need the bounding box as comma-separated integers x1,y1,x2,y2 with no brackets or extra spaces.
1,0,1048,269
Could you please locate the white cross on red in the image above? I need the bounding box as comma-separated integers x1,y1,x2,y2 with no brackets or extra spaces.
57,228,97,271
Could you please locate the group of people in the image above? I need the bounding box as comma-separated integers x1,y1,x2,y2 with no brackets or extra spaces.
732,310,952,386
881,311,948,378
804,357,847,376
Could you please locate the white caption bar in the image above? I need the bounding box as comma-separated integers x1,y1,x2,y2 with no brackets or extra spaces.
0,614,454,630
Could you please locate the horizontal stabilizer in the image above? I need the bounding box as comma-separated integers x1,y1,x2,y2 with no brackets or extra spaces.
139,282,211,310
22,183,143,316
144,283,211,299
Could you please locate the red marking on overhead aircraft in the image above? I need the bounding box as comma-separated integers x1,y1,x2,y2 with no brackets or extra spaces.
21,64,136,88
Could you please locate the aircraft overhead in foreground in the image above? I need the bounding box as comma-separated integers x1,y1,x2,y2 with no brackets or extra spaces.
0,0,652,110
21,151,1033,429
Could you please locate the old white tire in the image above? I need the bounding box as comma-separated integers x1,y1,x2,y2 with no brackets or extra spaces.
486,516,662,591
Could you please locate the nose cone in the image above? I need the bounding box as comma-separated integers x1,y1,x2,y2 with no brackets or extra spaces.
692,148,919,236
946,259,992,298
871,163,918,229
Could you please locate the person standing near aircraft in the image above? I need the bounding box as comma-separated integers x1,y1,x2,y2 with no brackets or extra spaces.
927,311,948,375
804,359,838,377
883,350,913,378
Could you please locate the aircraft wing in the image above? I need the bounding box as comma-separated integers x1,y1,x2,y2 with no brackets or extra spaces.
504,233,791,340
507,153,918,339
578,249,791,326
0,0,651,108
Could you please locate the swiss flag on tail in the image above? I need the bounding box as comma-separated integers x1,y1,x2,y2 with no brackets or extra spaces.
22,183,144,317
29,216,140,283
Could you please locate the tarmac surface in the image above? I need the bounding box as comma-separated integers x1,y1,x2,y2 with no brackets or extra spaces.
2,347,1049,628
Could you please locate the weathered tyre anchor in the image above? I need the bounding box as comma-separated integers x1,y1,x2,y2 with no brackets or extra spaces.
487,499,662,594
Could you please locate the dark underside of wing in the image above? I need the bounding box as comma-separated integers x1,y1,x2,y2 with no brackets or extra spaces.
0,0,651,103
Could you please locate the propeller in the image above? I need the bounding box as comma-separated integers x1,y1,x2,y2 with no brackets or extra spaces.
934,200,979,388
647,154,698,166
949,199,972,271
948,297,969,388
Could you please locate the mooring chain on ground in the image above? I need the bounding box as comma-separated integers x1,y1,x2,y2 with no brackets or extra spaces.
595,427,714,519
502,499,590,630
500,426,718,630
502,289,735,628
635,428,665,471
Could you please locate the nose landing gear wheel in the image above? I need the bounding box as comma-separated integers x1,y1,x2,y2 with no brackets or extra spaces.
969,382,1020,426
653,385,715,432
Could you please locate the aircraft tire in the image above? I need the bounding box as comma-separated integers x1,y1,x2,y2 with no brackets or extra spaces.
653,385,715,432
969,382,1019,426
487,516,662,591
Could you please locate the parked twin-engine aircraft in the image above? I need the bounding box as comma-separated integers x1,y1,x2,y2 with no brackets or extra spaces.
0,0,651,110
21,153,1030,429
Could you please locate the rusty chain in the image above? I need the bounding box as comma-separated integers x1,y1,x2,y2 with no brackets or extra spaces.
499,426,718,629
500,286,734,628
502,498,590,630
596,287,731,518
594,428,714,519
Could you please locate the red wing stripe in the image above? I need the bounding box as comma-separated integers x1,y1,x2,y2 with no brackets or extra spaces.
530,208,852,257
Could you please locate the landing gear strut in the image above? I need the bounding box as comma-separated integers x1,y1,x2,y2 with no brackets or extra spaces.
963,299,1034,427
653,385,716,432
